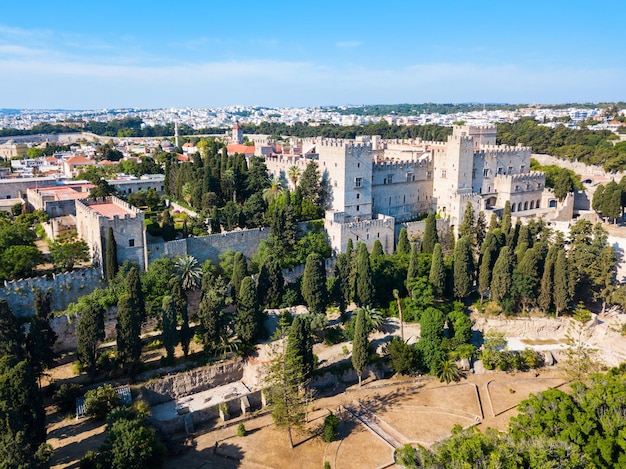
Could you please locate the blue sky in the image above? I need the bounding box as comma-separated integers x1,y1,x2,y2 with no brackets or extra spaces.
1,1,624,109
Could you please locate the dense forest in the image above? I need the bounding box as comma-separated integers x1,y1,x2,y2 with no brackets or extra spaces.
497,117,626,171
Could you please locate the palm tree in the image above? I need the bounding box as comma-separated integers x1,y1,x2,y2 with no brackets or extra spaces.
436,359,461,385
393,289,404,342
263,175,284,203
287,165,301,189
216,334,242,359
175,255,202,290
356,306,384,333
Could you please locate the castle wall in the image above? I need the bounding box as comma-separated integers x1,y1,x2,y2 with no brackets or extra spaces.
0,267,103,316
372,158,433,221
493,172,545,213
324,213,394,254
0,177,56,199
147,228,270,265
109,175,166,195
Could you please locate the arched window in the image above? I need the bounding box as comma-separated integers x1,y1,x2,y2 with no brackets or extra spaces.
511,203,516,212
536,199,540,209
523,201,528,210
549,199,557,208
530,200,535,209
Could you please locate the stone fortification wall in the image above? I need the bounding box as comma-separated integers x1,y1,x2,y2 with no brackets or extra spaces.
0,267,103,316
139,359,245,405
147,228,269,265
401,218,450,240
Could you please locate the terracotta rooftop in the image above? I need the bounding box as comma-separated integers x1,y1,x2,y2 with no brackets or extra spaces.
88,202,137,219
34,184,94,201
227,144,255,154
65,156,94,164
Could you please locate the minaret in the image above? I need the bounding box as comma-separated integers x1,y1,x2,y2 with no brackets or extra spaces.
174,122,179,148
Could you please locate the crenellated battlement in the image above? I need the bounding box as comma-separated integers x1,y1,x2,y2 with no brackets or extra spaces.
339,217,394,232
481,144,531,153
372,158,431,171
495,171,545,184
317,138,373,151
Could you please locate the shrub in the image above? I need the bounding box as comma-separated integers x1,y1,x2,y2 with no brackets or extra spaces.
237,423,246,437
323,412,340,442
324,462,331,469
147,339,163,350
72,360,84,375
53,383,83,413
84,384,122,420
323,326,345,346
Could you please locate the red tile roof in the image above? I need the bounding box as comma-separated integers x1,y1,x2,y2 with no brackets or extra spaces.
227,144,255,155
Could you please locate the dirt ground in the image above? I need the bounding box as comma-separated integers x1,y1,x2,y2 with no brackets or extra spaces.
160,369,564,469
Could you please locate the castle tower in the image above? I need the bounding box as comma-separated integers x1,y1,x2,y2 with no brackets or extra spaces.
232,123,243,144
317,139,373,222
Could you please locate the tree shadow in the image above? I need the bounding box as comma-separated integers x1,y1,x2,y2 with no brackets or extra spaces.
471,329,484,348
214,442,244,467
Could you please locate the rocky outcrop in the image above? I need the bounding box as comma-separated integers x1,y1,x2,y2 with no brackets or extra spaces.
140,358,244,405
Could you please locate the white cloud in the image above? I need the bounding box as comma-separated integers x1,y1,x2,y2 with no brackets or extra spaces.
335,40,362,48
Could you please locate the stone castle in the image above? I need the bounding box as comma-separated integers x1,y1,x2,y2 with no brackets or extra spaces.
264,124,557,254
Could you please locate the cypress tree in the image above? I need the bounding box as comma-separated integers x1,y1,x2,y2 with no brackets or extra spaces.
161,296,178,361
0,300,24,360
458,202,475,239
257,255,284,308
161,210,176,241
198,274,229,353
422,213,438,254
429,243,446,299
116,293,142,371
105,227,118,282
501,201,512,245
418,307,446,373
286,316,314,382
491,246,513,304
478,233,499,301
488,212,499,231
453,236,474,299
538,245,557,313
125,266,146,323
407,242,420,285
27,289,57,380
333,252,351,313
77,299,105,379
554,250,570,316
475,211,487,251
351,308,369,386
355,243,374,307
301,253,328,315
210,206,221,234
236,276,260,345
169,277,190,357
396,228,410,256
231,252,248,297
371,239,384,261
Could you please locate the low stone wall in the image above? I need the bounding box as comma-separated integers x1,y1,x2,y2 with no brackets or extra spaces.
139,358,245,406
0,267,104,316
310,362,386,390
151,389,263,434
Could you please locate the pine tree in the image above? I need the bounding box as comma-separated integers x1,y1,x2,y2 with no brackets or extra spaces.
458,202,475,239
538,245,557,313
355,243,374,307
105,227,118,282
116,293,142,372
236,276,260,345
396,228,410,256
453,236,474,299
301,253,328,315
77,299,105,379
286,316,314,382
169,277,190,357
231,252,248,297
351,308,369,386
422,213,438,254
491,246,513,304
161,296,178,361
554,250,570,316
257,255,284,308
265,316,309,448
429,243,446,299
